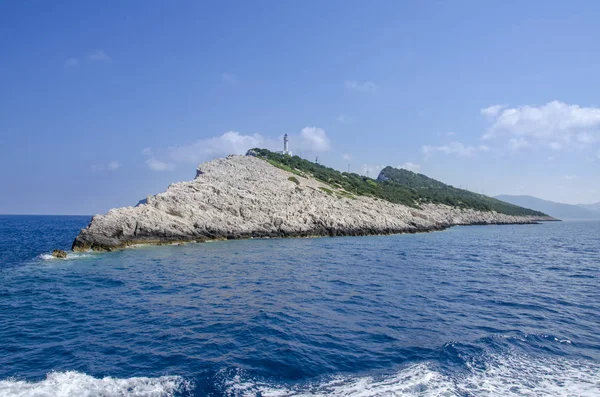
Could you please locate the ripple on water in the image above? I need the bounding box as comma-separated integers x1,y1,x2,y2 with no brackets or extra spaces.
0,218,599,396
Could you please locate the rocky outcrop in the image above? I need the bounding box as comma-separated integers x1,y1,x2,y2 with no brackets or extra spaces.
52,249,68,258
72,155,554,252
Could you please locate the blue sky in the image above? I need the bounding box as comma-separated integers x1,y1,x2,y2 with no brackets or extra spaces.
1,1,600,214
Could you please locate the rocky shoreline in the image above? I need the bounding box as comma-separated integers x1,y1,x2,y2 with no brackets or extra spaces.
72,155,555,252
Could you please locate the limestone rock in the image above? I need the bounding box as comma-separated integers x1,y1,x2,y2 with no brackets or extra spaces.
72,155,553,252
52,249,68,259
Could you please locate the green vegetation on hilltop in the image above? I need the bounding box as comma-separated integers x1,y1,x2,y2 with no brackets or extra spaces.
378,166,546,216
378,166,448,189
249,148,547,217
251,148,418,207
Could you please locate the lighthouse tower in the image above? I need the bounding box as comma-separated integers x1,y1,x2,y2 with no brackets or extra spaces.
278,134,293,156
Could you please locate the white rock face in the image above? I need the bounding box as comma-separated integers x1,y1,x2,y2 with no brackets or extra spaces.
72,155,552,251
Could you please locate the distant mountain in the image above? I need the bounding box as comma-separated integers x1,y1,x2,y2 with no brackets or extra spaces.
495,195,600,220
577,202,600,213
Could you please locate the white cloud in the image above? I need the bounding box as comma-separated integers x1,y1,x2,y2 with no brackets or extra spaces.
437,131,456,138
361,164,382,177
482,101,600,151
202,131,263,155
561,175,577,180
548,141,563,151
167,131,265,164
66,50,109,66
345,80,377,93
146,158,175,171
577,132,598,144
481,104,507,117
422,141,489,158
144,128,332,169
88,50,110,61
399,162,421,172
65,58,79,67
300,127,330,152
509,137,530,151
221,73,236,83
91,161,121,172
337,114,353,123
342,153,351,160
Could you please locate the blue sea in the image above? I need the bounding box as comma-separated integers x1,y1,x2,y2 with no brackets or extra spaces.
0,215,598,396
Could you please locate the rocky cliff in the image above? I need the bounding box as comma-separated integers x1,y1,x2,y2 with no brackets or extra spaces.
72,155,554,251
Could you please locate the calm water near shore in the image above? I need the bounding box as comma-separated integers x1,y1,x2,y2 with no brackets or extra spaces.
0,215,599,396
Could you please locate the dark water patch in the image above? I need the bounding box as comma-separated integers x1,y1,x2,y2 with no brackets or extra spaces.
568,273,595,279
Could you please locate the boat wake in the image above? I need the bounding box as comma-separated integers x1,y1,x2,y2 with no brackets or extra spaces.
1,353,598,396
0,371,192,397
222,352,600,397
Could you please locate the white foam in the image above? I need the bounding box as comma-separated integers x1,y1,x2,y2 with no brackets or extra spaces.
38,252,93,261
0,371,192,397
223,353,600,397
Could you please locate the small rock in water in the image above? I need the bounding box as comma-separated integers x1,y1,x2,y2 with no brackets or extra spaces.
52,249,68,259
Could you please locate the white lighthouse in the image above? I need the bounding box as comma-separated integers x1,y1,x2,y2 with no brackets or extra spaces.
277,134,293,156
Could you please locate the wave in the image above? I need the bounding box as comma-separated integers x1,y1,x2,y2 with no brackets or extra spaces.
222,352,600,396
0,371,192,397
1,354,597,396
38,252,94,261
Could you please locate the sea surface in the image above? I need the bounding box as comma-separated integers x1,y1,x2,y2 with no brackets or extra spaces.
0,215,599,396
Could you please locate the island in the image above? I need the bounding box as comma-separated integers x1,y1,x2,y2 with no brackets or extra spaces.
72,149,555,252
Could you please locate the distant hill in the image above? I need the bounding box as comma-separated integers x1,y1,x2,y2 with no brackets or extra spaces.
577,202,600,213
375,167,546,216
495,195,600,220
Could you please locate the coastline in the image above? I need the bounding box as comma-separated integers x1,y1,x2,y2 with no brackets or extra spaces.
73,219,554,252
71,155,556,252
